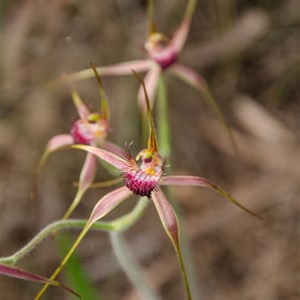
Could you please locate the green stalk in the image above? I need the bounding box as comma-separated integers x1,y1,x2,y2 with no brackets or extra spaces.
0,197,149,266
110,231,161,300
174,243,192,300
58,234,100,300
157,74,201,299
157,75,170,156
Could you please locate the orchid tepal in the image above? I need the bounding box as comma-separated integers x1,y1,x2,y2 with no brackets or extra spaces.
66,0,232,134
34,72,260,300
38,64,122,220
0,263,80,298
68,0,199,108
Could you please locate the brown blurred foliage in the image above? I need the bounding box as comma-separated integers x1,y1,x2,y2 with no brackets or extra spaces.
0,0,299,299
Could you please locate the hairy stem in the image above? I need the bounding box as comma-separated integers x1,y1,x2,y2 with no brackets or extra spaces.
0,197,149,266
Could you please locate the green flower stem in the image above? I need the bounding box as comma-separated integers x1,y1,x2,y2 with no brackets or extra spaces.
62,188,85,220
186,0,198,19
157,75,170,157
174,244,192,300
0,197,149,266
157,75,201,299
110,231,161,300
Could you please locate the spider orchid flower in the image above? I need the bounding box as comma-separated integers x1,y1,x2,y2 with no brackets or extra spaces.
38,64,122,220
66,0,226,123
35,72,260,300
0,263,80,298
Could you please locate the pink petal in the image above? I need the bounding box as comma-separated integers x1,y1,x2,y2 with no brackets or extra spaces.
89,186,133,224
170,0,197,52
68,60,152,82
137,64,161,112
171,64,238,155
151,190,192,299
72,144,127,170
37,134,74,175
162,175,209,188
170,64,226,122
0,263,80,298
162,175,261,219
71,88,90,119
78,153,96,192
60,152,97,220
170,64,207,92
47,134,74,152
101,140,125,157
151,189,179,246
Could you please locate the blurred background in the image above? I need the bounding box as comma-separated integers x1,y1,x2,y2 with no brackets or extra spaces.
0,0,299,299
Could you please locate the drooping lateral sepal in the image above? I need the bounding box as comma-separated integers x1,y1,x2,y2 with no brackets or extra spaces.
162,176,262,219
0,263,81,298
170,64,238,155
62,152,97,220
35,134,74,180
151,189,192,300
67,60,152,82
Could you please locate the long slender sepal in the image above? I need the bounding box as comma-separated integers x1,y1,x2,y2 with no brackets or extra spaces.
37,134,74,174
77,153,97,194
71,144,127,170
162,176,262,219
90,63,109,120
62,153,96,220
66,60,151,82
151,190,192,300
101,140,125,157
132,70,158,152
34,187,133,300
62,74,90,119
147,0,156,35
69,84,90,120
0,263,81,298
171,0,198,52
137,64,161,112
37,134,74,172
170,63,239,155
32,134,74,201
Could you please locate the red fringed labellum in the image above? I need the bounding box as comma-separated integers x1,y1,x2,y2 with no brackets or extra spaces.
123,148,164,198
71,117,108,145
